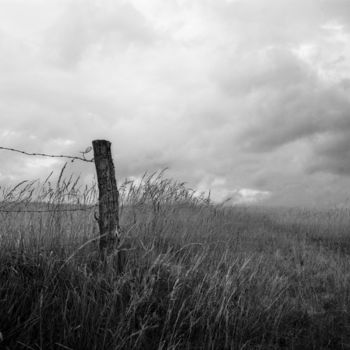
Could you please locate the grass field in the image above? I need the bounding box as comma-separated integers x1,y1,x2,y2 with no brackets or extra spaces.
1,172,350,349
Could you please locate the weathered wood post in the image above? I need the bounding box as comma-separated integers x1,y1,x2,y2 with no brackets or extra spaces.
92,140,122,270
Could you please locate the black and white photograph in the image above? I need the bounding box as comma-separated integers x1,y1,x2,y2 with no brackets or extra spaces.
1,0,350,348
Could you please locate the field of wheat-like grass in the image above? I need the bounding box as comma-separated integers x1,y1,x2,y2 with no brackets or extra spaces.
1,172,350,349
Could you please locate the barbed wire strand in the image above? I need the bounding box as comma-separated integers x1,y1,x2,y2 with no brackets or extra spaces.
0,146,94,163
0,198,128,213
0,206,98,213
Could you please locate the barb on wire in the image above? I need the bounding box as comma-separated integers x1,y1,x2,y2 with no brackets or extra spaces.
0,146,94,163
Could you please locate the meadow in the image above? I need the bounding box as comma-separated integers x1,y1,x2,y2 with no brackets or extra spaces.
1,171,350,349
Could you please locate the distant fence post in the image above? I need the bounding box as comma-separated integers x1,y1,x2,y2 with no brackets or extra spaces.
92,140,123,271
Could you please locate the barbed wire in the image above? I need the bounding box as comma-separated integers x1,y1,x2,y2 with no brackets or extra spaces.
0,198,127,213
0,146,94,163
0,205,98,213
0,146,96,212
0,145,136,214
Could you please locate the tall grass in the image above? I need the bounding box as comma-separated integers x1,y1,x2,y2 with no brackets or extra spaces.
1,170,350,349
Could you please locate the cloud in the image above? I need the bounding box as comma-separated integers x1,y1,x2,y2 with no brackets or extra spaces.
227,48,350,177
208,10,350,179
45,0,157,68
208,183,271,205
211,0,350,46
309,129,350,175
1,0,350,207
239,81,350,151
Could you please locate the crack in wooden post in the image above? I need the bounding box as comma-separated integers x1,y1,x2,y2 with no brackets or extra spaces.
92,140,123,272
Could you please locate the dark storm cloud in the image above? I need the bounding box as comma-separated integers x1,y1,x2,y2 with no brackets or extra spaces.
210,20,350,179
230,54,350,177
239,82,350,151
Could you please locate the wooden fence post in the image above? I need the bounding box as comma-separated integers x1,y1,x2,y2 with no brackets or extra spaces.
92,140,122,269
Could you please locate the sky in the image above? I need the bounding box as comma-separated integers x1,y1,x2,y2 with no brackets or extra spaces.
1,0,350,207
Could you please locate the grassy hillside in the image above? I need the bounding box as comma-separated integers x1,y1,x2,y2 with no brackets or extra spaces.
1,173,350,349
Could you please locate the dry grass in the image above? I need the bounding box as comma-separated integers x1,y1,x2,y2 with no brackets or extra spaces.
1,171,350,349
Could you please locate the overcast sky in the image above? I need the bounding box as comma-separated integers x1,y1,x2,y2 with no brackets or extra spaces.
1,0,350,207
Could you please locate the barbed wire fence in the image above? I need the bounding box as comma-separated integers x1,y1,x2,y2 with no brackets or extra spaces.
1,140,127,270
0,145,97,214
0,140,210,270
